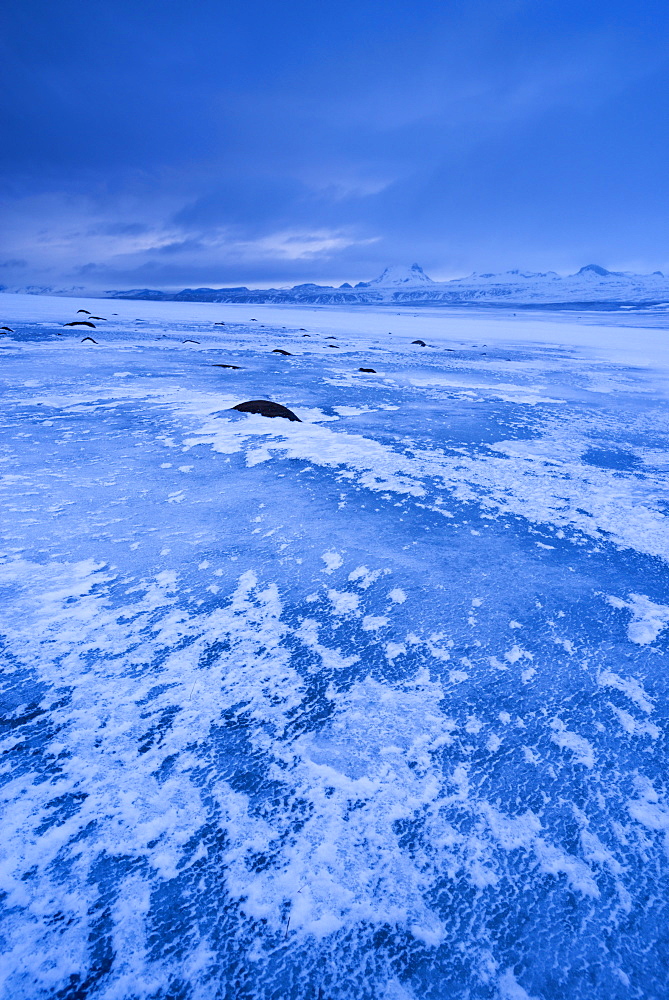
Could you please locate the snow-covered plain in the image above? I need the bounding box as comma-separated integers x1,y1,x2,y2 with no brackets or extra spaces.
1,293,668,999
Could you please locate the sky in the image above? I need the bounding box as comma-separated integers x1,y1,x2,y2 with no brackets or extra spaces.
1,0,669,290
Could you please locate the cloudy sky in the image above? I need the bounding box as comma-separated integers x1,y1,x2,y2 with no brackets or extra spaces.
2,0,669,289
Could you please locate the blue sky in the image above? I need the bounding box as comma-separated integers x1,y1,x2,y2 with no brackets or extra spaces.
1,0,669,289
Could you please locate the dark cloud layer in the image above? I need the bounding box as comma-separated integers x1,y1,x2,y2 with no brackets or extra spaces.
1,0,669,288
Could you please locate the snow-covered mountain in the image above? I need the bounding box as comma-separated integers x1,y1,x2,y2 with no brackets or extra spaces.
439,264,669,305
6,263,669,307
363,263,435,287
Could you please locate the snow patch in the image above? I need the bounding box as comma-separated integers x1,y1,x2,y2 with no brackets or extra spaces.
607,592,669,644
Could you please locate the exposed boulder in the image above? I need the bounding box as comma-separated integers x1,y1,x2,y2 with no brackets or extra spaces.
231,399,301,421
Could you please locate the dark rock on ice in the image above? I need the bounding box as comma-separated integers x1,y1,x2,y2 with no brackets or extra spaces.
81,337,98,344
212,364,241,369
65,320,96,328
231,399,301,421
412,339,427,346
182,339,200,344
0,326,13,333
359,367,377,373
272,349,292,355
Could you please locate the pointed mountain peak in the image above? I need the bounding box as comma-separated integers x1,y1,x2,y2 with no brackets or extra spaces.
368,263,434,286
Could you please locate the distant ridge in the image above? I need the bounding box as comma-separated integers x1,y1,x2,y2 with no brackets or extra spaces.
5,264,669,307
577,264,614,277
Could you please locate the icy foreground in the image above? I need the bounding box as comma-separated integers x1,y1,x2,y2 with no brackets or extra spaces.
1,294,668,999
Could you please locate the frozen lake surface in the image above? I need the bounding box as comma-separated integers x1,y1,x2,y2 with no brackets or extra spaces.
1,294,668,999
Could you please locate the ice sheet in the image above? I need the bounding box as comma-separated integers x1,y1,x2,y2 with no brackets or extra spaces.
0,293,668,999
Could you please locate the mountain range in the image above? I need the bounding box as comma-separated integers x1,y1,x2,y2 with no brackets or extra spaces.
5,263,669,307
103,263,669,308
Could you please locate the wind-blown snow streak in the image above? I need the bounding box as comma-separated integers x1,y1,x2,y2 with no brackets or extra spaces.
177,404,669,562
